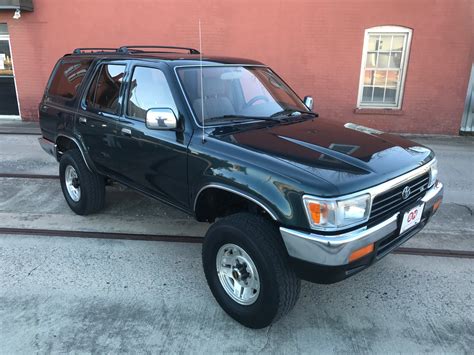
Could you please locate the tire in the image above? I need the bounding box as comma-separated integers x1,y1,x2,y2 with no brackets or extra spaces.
202,212,300,328
59,149,105,215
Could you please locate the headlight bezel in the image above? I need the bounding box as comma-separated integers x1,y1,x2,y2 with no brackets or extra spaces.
302,193,372,232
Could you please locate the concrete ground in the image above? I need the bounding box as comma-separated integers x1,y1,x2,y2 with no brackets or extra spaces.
1,234,472,353
0,131,473,353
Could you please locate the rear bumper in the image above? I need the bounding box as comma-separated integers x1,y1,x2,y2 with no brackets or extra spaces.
280,181,443,284
38,137,57,160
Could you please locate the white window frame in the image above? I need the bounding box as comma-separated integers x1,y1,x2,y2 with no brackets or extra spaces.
357,26,412,110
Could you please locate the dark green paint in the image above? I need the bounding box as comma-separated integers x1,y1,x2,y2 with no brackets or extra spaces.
39,53,434,232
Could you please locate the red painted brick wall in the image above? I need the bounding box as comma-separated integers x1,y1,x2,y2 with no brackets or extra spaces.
1,0,472,134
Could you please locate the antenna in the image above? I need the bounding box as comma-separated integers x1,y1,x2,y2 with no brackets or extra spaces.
199,19,205,143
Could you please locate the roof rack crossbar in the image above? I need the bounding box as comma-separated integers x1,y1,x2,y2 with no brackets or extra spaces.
73,47,118,54
117,45,200,55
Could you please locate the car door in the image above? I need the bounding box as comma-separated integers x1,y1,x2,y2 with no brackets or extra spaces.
114,62,190,209
76,60,128,175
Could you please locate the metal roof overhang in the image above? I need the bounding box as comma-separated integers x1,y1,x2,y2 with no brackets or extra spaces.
0,0,34,11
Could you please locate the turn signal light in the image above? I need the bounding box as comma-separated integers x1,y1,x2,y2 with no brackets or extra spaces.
433,198,442,213
349,243,374,263
308,203,321,224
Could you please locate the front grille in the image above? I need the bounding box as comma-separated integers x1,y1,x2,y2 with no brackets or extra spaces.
368,172,430,226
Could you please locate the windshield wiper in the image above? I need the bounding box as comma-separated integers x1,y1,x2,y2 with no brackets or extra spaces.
207,115,281,122
270,109,317,118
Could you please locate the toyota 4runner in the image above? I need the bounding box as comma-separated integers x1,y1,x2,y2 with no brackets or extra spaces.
38,45,443,328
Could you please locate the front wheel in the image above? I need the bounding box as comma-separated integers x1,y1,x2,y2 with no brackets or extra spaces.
202,213,300,328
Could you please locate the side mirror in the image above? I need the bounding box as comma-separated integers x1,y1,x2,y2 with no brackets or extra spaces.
146,108,178,130
303,96,314,111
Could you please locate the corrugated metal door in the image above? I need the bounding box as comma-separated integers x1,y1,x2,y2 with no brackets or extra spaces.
460,64,474,134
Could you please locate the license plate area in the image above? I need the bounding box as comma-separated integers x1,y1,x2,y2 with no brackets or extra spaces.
399,203,425,235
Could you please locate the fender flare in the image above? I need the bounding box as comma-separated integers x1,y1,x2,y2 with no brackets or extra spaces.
193,183,279,221
55,133,94,172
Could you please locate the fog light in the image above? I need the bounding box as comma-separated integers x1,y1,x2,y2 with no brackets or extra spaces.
349,243,374,263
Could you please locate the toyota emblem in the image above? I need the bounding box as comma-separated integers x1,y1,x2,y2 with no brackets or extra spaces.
401,186,411,200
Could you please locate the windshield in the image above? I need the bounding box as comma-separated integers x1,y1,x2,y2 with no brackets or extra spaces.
176,66,309,125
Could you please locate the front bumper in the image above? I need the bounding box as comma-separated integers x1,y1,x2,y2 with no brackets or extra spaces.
280,181,444,284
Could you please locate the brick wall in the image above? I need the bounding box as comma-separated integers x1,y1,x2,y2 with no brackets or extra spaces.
0,0,472,134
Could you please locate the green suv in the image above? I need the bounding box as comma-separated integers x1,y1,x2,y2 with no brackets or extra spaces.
38,46,443,328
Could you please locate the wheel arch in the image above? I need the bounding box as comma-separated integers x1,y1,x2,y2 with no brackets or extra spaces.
194,184,279,223
55,134,94,171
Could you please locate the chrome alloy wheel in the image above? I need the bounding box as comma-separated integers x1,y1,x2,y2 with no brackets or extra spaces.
216,243,260,305
65,165,81,202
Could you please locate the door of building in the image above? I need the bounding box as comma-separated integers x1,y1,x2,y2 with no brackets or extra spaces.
460,64,474,134
0,24,20,118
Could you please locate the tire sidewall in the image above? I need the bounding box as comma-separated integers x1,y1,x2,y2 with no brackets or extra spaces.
59,152,87,214
203,222,281,328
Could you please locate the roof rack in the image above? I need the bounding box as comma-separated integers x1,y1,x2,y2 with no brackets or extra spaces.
72,48,118,54
71,45,200,56
117,45,200,54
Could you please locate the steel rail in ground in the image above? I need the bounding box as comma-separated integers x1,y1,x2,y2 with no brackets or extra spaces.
0,227,472,259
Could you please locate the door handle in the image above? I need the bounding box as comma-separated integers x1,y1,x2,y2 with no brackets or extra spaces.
121,128,132,137
78,116,87,125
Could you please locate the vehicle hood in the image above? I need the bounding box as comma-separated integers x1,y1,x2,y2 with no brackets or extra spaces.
210,118,434,195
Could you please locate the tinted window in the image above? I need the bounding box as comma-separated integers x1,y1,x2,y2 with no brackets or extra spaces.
48,60,92,99
86,64,125,115
127,67,177,120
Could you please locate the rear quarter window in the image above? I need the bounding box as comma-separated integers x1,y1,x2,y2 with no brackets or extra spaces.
47,59,92,102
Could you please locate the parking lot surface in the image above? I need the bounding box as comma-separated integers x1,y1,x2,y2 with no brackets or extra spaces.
0,234,472,353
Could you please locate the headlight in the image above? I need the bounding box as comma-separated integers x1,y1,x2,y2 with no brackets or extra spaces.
428,159,438,187
303,194,371,231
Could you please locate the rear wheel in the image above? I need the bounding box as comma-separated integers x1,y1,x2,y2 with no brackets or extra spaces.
59,149,105,215
202,213,300,328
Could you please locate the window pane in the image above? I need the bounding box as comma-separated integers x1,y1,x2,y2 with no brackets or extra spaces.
0,40,13,75
367,35,379,51
389,52,402,68
366,52,377,68
378,53,390,68
359,29,410,108
127,67,177,120
392,36,405,51
386,71,400,87
0,23,8,35
374,70,387,85
378,35,392,51
373,87,384,102
86,64,125,114
362,86,373,102
48,60,92,99
364,70,375,85
385,88,397,103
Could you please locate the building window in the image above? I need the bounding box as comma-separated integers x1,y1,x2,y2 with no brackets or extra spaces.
357,26,412,109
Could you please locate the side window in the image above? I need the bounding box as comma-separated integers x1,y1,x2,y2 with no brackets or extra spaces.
127,66,177,120
86,64,126,115
48,60,92,100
